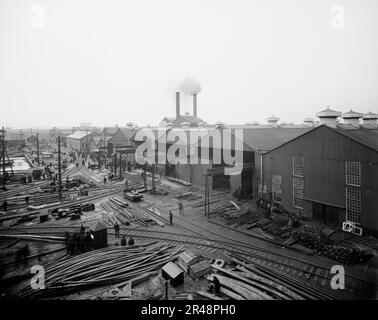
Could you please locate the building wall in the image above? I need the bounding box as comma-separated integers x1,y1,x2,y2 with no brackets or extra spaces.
66,138,82,151
262,125,378,233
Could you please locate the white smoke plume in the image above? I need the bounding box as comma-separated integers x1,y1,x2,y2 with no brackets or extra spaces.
179,77,201,95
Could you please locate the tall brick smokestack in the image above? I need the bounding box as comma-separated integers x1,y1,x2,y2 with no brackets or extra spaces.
193,93,197,118
176,91,180,119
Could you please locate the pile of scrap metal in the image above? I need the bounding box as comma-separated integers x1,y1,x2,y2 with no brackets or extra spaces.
49,203,95,220
293,225,372,265
14,242,183,299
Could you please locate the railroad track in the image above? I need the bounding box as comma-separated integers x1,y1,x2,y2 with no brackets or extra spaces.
2,223,377,300
0,185,125,222
118,175,378,299
2,171,376,299
0,165,80,199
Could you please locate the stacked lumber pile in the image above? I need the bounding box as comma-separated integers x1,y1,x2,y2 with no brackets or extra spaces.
200,257,307,300
165,177,192,186
16,243,183,299
224,210,260,228
100,197,164,227
198,200,241,216
295,225,372,265
205,253,330,300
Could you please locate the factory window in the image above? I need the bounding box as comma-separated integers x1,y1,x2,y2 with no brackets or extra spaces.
292,155,304,209
346,161,361,187
272,174,282,202
346,186,361,223
293,176,304,208
292,155,304,177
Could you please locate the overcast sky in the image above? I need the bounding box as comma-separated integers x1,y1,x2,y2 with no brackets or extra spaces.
0,0,377,129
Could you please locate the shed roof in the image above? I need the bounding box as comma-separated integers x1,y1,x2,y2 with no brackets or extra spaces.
66,131,93,140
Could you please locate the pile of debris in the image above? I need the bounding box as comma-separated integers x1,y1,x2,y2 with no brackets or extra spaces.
49,203,95,220
295,225,372,265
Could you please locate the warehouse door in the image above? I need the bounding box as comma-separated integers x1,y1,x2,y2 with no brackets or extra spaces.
312,202,339,227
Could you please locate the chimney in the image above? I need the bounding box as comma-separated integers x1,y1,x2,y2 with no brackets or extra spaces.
316,107,341,128
193,93,198,118
362,111,378,127
342,109,363,126
176,91,180,119
267,115,279,127
303,117,314,127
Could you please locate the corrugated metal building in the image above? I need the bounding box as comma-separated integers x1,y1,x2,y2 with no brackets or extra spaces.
261,119,378,234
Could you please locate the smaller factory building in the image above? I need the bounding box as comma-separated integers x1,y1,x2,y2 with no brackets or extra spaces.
66,131,96,152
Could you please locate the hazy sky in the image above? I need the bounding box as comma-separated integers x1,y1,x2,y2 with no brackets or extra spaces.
0,0,377,128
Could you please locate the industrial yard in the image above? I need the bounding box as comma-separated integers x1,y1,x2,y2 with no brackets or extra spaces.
1,104,378,301
1,0,378,307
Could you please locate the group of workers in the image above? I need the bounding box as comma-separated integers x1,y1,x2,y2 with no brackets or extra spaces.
64,224,94,255
113,222,135,246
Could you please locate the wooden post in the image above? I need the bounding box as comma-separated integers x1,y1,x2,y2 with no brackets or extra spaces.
58,135,62,200
151,163,156,194
36,132,40,166
1,127,6,190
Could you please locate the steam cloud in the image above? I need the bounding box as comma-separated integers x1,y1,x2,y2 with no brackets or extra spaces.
179,77,202,95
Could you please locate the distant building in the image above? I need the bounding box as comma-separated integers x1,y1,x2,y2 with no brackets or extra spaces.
4,131,25,148
26,135,38,144
66,131,96,151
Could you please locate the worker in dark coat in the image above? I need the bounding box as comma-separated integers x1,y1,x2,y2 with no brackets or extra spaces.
114,222,120,238
121,235,127,246
80,223,85,235
178,202,184,216
208,276,220,295
128,236,135,245
2,200,8,212
169,210,173,226
25,196,30,205
64,231,70,254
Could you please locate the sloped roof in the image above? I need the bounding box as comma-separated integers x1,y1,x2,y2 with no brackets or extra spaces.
363,111,378,120
173,115,204,127
90,220,108,231
119,127,137,140
316,107,342,118
266,124,378,154
66,131,93,140
335,127,378,151
102,127,119,136
242,127,311,151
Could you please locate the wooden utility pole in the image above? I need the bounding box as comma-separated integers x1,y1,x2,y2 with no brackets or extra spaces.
113,153,117,176
204,173,211,216
1,127,6,190
119,152,123,179
58,135,62,200
36,132,40,166
151,163,156,194
143,163,147,189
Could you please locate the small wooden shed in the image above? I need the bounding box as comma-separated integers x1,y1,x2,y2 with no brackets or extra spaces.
91,220,108,249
